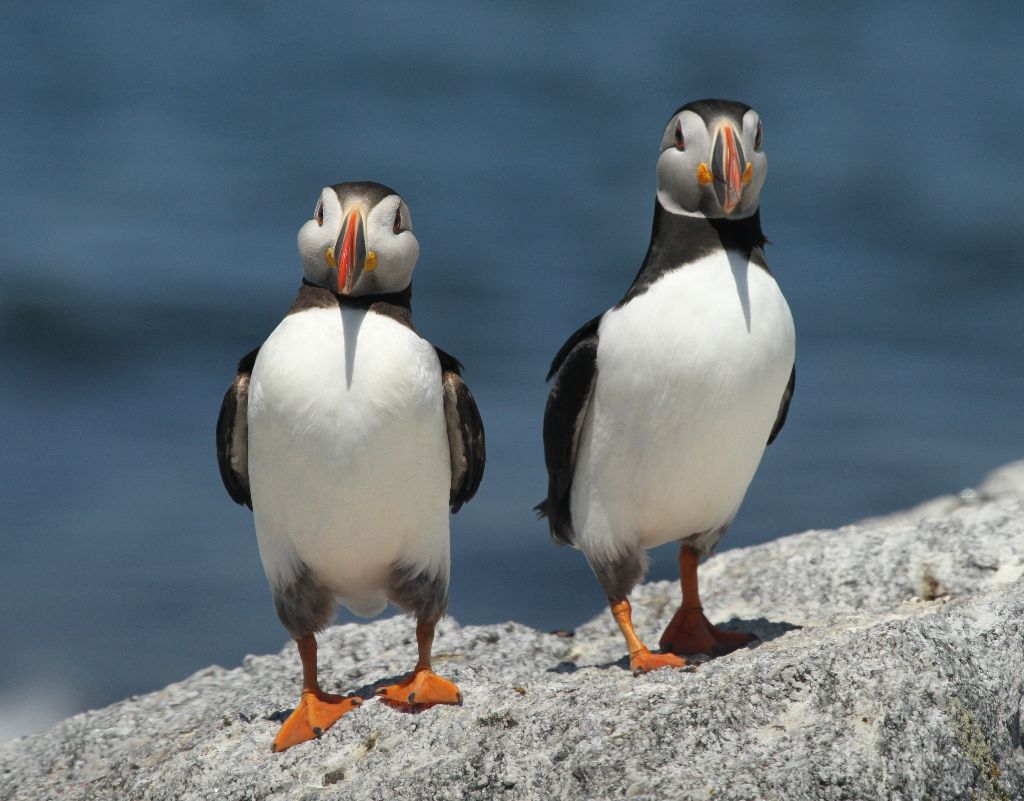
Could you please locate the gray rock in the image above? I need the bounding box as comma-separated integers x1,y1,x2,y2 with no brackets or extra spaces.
4,462,1024,801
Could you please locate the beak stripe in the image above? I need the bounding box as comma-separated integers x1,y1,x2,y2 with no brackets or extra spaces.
723,127,742,211
711,123,745,214
337,209,360,294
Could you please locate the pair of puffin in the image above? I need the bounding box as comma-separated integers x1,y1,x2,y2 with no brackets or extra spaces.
217,99,794,751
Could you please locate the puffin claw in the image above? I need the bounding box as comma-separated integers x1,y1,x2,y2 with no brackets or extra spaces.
376,669,462,710
629,648,687,676
271,690,362,752
660,607,756,657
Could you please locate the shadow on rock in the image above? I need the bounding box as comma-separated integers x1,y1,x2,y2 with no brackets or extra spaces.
720,617,801,644
548,618,801,675
266,672,414,722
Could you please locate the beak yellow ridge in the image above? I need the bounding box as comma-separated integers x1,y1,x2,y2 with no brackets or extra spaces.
324,246,335,269
364,251,378,272
742,162,753,186
697,162,713,185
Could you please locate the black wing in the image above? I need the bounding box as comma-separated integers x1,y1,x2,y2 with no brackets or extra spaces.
767,365,795,445
536,314,602,545
435,347,486,513
216,347,260,508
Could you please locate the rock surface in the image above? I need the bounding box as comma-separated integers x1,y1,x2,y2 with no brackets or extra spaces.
4,463,1024,801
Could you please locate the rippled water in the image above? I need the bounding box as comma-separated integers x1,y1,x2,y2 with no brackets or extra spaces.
1,2,1022,741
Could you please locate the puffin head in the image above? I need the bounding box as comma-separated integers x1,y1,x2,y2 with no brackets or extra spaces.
298,181,419,296
655,99,767,219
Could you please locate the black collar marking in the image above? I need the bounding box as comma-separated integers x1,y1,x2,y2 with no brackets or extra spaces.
616,202,769,308
290,280,414,330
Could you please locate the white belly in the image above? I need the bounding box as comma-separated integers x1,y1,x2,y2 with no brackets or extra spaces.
571,250,795,560
247,307,451,616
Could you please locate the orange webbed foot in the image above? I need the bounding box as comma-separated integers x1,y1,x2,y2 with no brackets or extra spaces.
272,689,363,752
630,648,687,676
376,669,463,709
659,607,756,658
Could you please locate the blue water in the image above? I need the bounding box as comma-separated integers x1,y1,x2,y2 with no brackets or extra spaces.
2,2,1022,741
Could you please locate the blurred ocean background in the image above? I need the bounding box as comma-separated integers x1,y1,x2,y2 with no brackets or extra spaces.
1,2,1022,742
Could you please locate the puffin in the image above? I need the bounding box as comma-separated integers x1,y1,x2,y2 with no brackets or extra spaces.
537,100,795,675
216,181,485,751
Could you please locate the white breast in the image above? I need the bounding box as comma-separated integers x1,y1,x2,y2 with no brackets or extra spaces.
571,250,795,560
246,307,451,617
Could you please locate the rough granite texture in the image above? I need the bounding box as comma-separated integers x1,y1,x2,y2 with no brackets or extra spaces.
3,462,1024,801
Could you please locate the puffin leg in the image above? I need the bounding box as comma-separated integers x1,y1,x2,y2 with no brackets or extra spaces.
272,634,362,752
588,545,685,674
659,544,756,657
376,619,463,708
611,598,687,675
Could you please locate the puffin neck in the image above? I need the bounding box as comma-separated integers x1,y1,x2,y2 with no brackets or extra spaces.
650,203,765,258
617,202,768,307
297,279,412,310
289,280,415,329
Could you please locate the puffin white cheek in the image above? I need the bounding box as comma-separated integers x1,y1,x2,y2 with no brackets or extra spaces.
372,234,419,291
297,221,321,263
746,154,767,200
656,151,702,213
402,235,420,270
297,221,335,284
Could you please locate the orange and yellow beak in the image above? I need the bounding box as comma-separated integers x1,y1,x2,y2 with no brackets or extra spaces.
333,208,366,295
711,123,747,214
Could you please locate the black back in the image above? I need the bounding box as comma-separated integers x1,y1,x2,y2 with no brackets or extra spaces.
216,347,260,508
435,347,486,512
535,314,602,544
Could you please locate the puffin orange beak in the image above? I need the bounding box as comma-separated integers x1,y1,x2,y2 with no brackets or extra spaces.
711,123,745,214
334,209,366,295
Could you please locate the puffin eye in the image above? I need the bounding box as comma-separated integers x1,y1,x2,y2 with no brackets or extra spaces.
315,199,324,226
674,121,685,151
754,121,763,151
393,204,402,234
